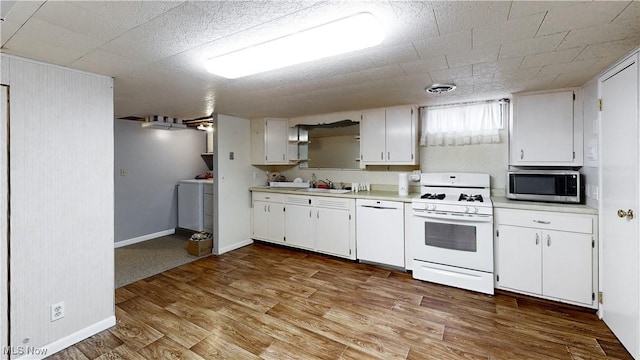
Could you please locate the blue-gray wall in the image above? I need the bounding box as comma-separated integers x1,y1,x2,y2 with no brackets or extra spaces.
114,119,209,243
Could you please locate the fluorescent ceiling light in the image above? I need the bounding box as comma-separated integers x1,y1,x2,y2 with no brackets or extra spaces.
205,12,385,79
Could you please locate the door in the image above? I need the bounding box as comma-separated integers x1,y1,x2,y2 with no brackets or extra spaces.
512,90,574,164
385,107,414,162
265,118,287,164
267,202,285,243
1,84,8,355
542,230,593,305
497,225,541,294
252,200,270,240
360,109,386,162
285,204,314,250
316,208,351,257
601,53,639,359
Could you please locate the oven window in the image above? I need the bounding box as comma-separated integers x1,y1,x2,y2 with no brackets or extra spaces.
425,222,477,252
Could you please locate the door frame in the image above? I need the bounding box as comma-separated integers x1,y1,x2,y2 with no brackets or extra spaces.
598,50,640,359
1,84,9,357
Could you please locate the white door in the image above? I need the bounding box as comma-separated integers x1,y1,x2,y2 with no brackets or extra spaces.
360,109,386,162
265,118,287,164
385,107,414,163
316,208,351,258
497,225,541,294
284,204,314,250
252,200,269,240
600,53,639,359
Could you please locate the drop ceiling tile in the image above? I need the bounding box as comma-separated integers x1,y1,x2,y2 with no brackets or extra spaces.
432,1,511,35
499,32,567,59
429,66,473,84
33,1,183,43
453,73,495,87
3,33,86,65
616,1,639,22
0,19,20,45
575,38,639,62
537,1,631,36
559,17,640,49
70,48,148,77
493,66,543,82
413,30,472,59
386,1,439,43
508,1,586,19
473,57,523,77
473,13,545,48
399,56,449,75
0,0,44,26
521,47,584,69
5,17,102,61
447,45,500,68
536,58,603,81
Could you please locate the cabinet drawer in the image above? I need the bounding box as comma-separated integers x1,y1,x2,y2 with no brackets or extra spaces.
252,192,284,202
497,209,593,234
284,195,313,206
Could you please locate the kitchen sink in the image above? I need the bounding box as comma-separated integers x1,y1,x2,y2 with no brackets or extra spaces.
296,188,351,194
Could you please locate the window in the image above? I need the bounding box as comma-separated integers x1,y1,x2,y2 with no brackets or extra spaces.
420,99,508,146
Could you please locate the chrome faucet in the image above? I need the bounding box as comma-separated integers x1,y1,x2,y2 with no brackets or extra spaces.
319,179,334,189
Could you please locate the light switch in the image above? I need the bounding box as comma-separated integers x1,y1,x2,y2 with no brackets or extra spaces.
229,152,234,160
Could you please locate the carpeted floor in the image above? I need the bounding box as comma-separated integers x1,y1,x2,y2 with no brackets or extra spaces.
114,234,205,288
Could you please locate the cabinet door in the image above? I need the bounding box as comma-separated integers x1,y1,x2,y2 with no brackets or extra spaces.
316,208,352,258
252,200,269,240
542,230,593,304
267,202,285,242
265,118,288,164
497,225,541,294
360,109,386,163
511,90,575,165
385,107,415,163
284,204,315,250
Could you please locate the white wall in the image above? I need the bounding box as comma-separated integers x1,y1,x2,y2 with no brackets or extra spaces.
280,109,508,192
2,55,115,358
581,78,600,208
114,119,209,244
213,114,264,254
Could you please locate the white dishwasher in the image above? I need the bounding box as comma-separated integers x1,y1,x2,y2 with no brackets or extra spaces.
356,199,405,268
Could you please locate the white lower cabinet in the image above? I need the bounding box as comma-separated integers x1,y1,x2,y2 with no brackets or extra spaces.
315,197,355,259
252,193,285,243
252,192,355,260
495,208,597,308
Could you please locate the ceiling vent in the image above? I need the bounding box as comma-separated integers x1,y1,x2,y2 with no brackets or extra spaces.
425,83,457,94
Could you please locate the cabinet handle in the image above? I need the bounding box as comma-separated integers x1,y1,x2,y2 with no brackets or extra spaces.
547,234,551,246
380,152,384,160
533,220,551,225
268,205,271,212
535,233,539,245
317,211,319,219
309,210,312,217
282,154,285,161
387,152,390,160
520,149,524,160
264,205,267,212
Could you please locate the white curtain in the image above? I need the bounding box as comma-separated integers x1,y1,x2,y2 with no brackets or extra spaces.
420,101,505,146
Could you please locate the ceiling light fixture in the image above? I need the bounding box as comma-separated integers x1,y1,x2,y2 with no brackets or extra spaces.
425,83,457,94
205,12,385,79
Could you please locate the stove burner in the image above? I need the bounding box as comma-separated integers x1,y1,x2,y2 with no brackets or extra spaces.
458,194,484,202
421,193,446,200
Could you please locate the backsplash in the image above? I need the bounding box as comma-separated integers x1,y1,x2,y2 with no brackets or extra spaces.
275,130,508,191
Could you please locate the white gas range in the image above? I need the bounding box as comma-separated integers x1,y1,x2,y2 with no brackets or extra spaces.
411,172,494,295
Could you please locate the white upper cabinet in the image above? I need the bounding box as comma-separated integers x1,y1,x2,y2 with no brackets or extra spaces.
251,118,289,165
510,89,583,166
360,106,418,165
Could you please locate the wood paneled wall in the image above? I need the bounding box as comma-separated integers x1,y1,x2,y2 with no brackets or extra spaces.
3,55,115,357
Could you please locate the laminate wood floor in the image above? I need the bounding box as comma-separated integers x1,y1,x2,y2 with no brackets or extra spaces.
50,242,631,360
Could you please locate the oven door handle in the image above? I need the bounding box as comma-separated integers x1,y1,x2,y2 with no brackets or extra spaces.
413,210,493,222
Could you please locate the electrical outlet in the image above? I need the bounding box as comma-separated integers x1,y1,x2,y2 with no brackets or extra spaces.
51,302,65,322
120,169,126,176
229,151,234,160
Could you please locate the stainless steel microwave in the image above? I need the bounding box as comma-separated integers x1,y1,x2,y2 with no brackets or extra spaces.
507,170,581,203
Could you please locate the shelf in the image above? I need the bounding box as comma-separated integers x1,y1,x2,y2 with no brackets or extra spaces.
200,153,213,156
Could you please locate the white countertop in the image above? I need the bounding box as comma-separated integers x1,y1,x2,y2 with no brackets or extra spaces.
249,186,418,203
491,196,598,215
179,179,214,185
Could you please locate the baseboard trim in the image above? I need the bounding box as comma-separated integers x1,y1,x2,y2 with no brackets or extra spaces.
18,316,116,360
216,239,253,255
114,229,176,248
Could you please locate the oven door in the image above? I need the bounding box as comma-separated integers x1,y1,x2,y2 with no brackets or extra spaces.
412,209,494,272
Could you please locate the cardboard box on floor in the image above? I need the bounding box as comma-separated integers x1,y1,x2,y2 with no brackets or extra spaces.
187,238,212,257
